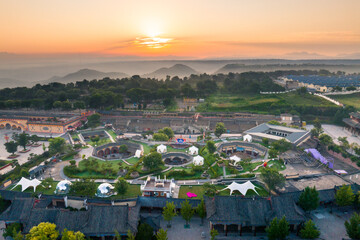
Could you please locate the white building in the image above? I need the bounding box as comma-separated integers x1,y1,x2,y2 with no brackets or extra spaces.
193,155,204,166
135,149,143,158
189,146,199,155
157,144,167,153
243,134,252,142
141,176,175,198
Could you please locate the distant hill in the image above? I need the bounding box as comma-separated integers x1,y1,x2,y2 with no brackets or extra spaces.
215,63,359,74
143,64,198,79
42,69,129,84
0,78,28,88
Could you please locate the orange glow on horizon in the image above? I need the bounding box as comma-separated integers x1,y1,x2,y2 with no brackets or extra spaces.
0,0,359,58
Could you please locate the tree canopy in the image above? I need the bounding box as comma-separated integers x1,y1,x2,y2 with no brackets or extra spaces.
300,220,320,239
180,200,194,226
266,216,289,240
298,186,319,211
143,152,163,170
336,185,355,206
260,167,285,193
345,212,360,239
214,122,226,138
26,222,59,240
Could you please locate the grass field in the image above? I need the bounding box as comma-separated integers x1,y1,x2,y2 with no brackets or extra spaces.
87,138,112,147
130,140,151,154
331,93,360,110
167,146,188,153
178,183,268,199
197,92,335,113
67,158,128,179
106,130,118,140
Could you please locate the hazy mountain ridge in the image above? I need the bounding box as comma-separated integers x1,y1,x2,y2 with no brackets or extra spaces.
42,68,129,84
216,63,360,74
142,64,198,79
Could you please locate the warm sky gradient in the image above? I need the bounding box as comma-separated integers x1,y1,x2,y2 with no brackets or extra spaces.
1,0,360,59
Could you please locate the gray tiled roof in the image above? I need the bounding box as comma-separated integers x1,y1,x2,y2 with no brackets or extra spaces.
245,123,310,144
205,195,306,226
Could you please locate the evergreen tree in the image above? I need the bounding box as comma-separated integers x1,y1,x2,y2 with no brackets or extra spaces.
214,122,226,138
196,199,207,225
260,167,285,194
206,141,216,154
162,201,177,227
155,229,168,240
345,213,360,239
298,186,319,211
266,216,289,240
115,178,129,195
300,220,320,239
210,229,218,240
5,141,18,155
336,185,355,206
180,200,194,226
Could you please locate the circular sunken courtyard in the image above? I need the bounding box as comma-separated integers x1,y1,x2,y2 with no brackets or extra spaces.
162,152,193,166
93,140,141,160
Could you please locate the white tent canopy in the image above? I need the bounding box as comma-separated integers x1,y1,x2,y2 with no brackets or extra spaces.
221,181,258,196
189,146,199,155
229,155,241,165
157,144,167,153
11,177,42,192
189,146,198,155
243,134,253,142
135,149,143,158
193,155,204,166
98,183,114,194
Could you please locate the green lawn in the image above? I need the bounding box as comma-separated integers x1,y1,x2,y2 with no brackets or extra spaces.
62,155,74,161
126,157,140,165
197,92,336,113
167,146,188,153
159,167,204,180
178,183,268,199
87,138,112,147
331,92,360,110
0,160,11,167
253,160,286,173
65,158,129,179
106,130,118,140
70,133,80,141
130,140,151,154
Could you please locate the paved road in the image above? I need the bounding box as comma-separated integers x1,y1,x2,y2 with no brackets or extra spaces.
306,124,360,146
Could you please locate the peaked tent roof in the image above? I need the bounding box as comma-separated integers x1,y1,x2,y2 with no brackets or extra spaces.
189,146,198,151
221,181,258,196
11,177,42,192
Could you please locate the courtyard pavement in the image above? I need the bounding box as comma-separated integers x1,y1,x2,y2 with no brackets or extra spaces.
311,208,353,240
0,130,49,165
160,216,210,240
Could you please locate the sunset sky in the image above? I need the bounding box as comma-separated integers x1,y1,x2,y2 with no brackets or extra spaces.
1,0,360,59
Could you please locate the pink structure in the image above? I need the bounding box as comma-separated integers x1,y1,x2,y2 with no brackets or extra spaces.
186,192,197,198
